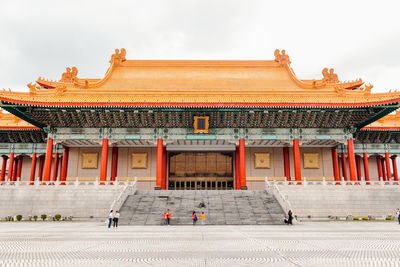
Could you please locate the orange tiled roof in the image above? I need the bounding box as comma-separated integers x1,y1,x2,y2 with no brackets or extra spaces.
0,48,399,107
363,111,400,130
0,109,39,130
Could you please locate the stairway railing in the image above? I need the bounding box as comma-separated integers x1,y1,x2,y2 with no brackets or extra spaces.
265,177,292,214
109,178,137,212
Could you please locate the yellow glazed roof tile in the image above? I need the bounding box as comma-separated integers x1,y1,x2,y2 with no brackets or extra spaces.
0,48,398,107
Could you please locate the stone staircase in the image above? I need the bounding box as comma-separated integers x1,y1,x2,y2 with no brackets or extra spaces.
119,190,285,225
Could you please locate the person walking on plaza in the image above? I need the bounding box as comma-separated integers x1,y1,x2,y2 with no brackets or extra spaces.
113,211,120,228
163,211,168,225
288,210,293,225
199,200,206,208
396,208,400,224
192,211,198,225
167,209,171,225
107,210,114,229
200,212,205,225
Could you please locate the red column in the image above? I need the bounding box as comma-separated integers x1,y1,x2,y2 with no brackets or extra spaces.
52,153,59,182
331,147,340,182
0,156,8,182
347,139,357,182
12,158,18,181
385,152,392,181
381,158,387,181
363,153,370,184
293,139,301,183
7,153,14,181
355,155,362,181
391,156,398,182
38,155,45,181
110,147,118,182
59,147,69,184
16,156,23,181
156,139,163,189
376,155,383,181
30,153,37,184
162,147,167,190
235,147,240,190
43,138,53,182
283,147,291,181
239,139,247,189
99,139,109,183
341,152,348,181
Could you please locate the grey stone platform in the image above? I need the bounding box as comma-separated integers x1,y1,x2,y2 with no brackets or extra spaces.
0,186,124,219
119,190,285,225
278,185,400,219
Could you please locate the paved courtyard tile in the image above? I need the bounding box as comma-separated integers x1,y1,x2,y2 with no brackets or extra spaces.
0,221,399,266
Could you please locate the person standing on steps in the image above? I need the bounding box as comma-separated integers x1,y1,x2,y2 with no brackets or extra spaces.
107,210,114,229
288,210,293,225
167,209,171,225
192,211,198,225
396,208,400,224
200,212,205,225
113,211,120,228
163,211,168,225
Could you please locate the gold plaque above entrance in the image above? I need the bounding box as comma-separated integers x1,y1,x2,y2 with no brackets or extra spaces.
254,153,271,169
193,116,209,134
81,153,98,169
303,153,320,169
131,153,148,169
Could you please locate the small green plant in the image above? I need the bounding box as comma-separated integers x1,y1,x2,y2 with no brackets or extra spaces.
54,214,61,221
16,215,22,221
33,215,38,221
362,217,369,221
386,216,392,221
41,214,47,221
353,217,359,221
7,216,14,221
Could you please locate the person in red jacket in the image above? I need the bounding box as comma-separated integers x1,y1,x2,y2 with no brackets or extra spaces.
167,209,171,225
163,211,168,225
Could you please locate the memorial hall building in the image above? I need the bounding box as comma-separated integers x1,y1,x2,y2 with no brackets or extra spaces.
0,48,399,190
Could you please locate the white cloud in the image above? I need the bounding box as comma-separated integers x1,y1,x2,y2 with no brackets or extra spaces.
0,0,399,93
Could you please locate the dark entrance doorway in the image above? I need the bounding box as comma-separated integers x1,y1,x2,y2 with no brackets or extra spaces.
168,152,234,190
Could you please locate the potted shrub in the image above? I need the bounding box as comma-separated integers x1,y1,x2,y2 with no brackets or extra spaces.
33,215,38,221
54,214,61,221
353,217,359,221
362,217,369,221
16,215,22,221
41,214,47,221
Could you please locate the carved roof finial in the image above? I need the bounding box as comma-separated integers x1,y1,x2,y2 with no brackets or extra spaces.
110,48,126,66
274,49,291,66
322,68,339,83
60,66,78,83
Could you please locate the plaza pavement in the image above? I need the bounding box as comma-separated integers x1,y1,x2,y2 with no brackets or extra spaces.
0,221,399,266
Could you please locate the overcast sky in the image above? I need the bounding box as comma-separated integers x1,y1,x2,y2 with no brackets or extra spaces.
0,0,399,93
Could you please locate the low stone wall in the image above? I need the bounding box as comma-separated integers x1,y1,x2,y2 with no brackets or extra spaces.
0,186,125,220
278,185,400,220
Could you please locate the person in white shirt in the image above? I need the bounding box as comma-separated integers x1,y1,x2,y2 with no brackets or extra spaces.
107,210,114,229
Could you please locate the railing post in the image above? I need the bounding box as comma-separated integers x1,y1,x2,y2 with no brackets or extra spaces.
114,177,118,187
303,177,307,187
95,177,99,188
74,177,79,188
322,177,326,186
380,177,384,187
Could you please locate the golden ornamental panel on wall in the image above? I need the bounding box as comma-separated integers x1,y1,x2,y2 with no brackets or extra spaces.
81,153,98,169
193,116,209,134
303,153,320,169
131,153,148,169
254,153,270,169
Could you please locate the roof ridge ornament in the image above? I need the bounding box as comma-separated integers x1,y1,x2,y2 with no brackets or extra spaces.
322,68,339,83
110,48,126,66
60,67,78,83
27,82,39,96
274,49,291,66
